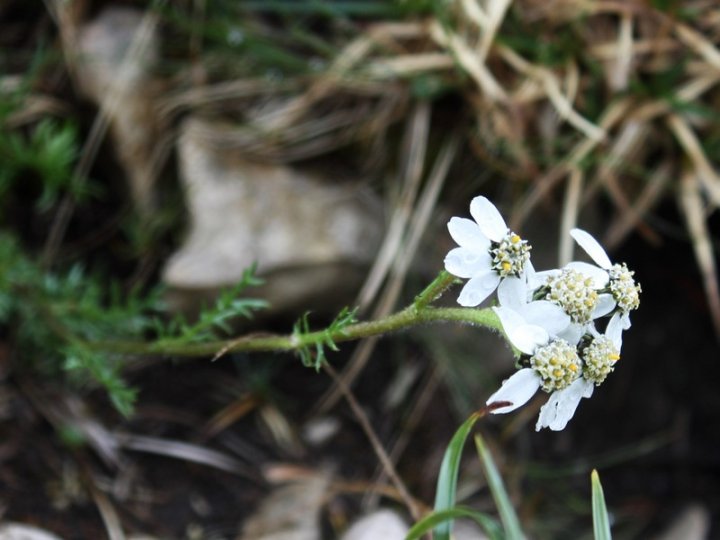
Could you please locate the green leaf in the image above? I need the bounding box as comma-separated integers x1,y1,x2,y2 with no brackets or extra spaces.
293,311,323,369
591,469,612,540
156,264,268,345
475,434,525,540
432,411,481,540
405,506,502,540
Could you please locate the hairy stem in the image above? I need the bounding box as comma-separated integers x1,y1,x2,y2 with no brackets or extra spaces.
89,304,500,358
413,270,458,309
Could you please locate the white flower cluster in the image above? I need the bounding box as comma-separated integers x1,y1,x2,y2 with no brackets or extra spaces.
444,196,641,431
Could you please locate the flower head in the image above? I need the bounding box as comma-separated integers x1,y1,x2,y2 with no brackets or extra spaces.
487,306,628,431
545,268,599,324
487,306,592,431
535,313,625,430
487,307,592,430
570,228,641,328
471,215,636,433
444,196,531,307
531,262,615,344
581,312,624,386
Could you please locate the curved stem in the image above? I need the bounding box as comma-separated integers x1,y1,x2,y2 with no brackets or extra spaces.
413,270,458,309
90,305,501,358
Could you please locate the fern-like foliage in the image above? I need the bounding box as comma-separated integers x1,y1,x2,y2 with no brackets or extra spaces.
0,234,160,415
154,264,268,345
0,234,268,415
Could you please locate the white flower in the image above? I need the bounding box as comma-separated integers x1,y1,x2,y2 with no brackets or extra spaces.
535,313,625,430
444,196,532,307
532,258,615,344
488,308,628,431
570,228,641,329
536,314,624,431
487,307,593,431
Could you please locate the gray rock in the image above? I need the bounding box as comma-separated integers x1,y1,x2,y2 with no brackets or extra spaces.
239,474,330,540
163,118,383,314
652,504,710,540
341,510,408,540
0,524,64,540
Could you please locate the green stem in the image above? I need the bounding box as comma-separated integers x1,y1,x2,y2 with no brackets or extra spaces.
91,305,501,358
413,270,458,309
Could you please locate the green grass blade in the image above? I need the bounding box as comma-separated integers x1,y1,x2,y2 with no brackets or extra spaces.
591,469,612,540
474,434,525,540
432,412,481,540
405,506,503,540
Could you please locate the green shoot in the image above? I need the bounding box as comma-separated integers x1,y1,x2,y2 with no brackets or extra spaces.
592,469,613,540
475,433,525,540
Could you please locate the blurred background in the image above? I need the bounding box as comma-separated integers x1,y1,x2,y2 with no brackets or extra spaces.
1,1,719,538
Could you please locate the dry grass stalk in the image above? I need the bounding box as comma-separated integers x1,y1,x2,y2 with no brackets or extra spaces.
673,20,720,72
317,103,433,412
323,362,422,521
608,11,633,91
679,171,720,337
429,20,507,100
42,0,165,263
114,433,255,476
559,167,584,267
498,45,606,142
667,114,720,207
511,98,634,229
590,37,679,59
605,160,672,248
588,121,663,245
367,52,455,76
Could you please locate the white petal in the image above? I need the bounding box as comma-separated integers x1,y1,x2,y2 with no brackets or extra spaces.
592,294,616,319
519,300,571,336
620,312,632,330
487,368,541,414
447,217,491,252
570,228,612,269
493,306,548,354
457,271,500,307
469,196,508,243
557,323,585,346
535,378,593,431
523,261,541,290
444,247,492,279
566,261,610,289
606,312,624,349
587,322,601,339
497,276,527,310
